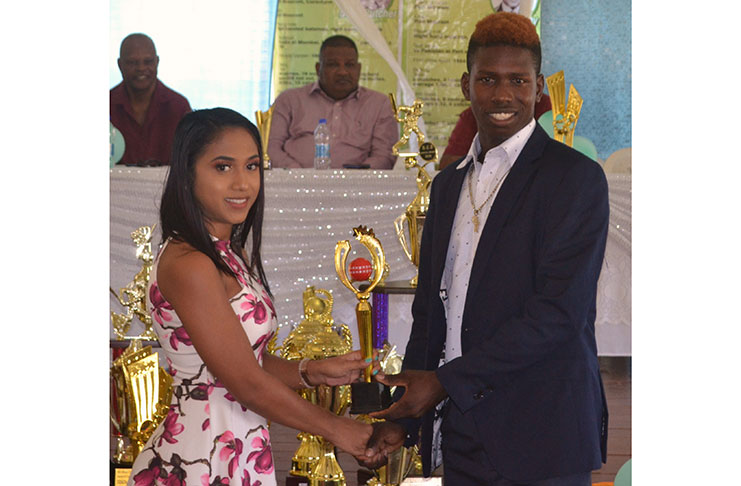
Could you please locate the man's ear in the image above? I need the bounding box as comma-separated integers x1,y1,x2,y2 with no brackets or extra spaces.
316,62,321,76
535,73,544,102
461,72,471,101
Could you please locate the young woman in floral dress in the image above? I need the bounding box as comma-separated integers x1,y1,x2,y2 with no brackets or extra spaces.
128,108,375,486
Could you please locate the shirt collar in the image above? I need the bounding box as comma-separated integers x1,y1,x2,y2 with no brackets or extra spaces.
456,117,537,170
309,80,361,101
110,79,163,106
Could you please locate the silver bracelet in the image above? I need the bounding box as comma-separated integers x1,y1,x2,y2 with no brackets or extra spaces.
298,358,314,388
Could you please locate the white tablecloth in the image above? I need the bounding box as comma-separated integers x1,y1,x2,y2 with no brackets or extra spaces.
110,168,631,356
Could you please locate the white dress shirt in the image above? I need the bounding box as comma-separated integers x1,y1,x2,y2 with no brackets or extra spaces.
441,118,536,363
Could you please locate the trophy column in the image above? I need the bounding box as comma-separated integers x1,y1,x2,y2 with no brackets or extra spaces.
334,226,392,414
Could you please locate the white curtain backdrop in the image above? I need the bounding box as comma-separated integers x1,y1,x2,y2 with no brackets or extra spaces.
110,169,631,356
333,0,426,154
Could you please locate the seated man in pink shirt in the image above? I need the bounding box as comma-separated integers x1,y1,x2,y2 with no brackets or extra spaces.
268,35,398,169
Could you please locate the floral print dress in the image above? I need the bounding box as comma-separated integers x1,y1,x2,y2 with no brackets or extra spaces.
128,238,278,486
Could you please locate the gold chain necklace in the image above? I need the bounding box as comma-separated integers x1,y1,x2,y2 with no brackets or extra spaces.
467,163,511,232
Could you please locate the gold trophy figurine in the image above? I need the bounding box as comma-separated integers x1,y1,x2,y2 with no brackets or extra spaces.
110,224,158,341
335,226,392,414
389,94,437,287
390,94,425,157
269,286,354,486
546,70,583,147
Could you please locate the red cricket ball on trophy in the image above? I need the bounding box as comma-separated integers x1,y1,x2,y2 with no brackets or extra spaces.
349,257,373,282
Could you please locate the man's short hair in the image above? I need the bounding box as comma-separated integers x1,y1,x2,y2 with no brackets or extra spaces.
319,35,358,58
466,12,541,74
120,33,156,57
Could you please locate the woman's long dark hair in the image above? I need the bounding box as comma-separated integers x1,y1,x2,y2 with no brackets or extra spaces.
160,107,270,295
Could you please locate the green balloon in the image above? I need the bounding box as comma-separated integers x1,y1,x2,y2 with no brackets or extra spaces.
110,122,125,167
572,135,598,161
537,110,554,137
614,458,631,486
537,111,598,161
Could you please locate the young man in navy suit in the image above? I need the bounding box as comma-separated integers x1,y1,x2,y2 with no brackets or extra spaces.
358,12,609,485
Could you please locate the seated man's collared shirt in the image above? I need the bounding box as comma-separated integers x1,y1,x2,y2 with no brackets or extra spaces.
110,79,191,166
268,81,398,169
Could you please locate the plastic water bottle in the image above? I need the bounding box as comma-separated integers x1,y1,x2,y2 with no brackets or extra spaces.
313,119,331,170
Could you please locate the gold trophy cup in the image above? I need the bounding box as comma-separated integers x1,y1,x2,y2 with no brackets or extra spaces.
546,70,583,147
335,226,392,414
368,446,420,486
389,94,436,287
269,286,354,486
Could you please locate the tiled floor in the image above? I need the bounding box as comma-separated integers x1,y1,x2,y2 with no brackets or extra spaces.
270,357,631,486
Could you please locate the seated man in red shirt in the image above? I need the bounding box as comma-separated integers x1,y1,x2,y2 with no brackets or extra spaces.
110,33,191,166
438,94,551,169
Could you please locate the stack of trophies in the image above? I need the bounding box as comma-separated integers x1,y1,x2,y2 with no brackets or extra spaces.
109,225,173,485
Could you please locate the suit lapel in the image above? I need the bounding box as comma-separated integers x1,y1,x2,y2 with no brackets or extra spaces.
465,125,549,303
431,163,468,288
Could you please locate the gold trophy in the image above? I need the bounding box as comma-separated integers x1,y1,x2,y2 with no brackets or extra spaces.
546,70,583,147
335,226,392,414
389,94,437,287
269,286,354,486
110,224,173,482
111,342,173,460
255,106,274,170
360,345,423,486
368,446,420,486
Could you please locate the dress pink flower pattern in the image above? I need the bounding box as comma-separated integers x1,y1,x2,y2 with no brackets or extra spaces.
128,237,278,486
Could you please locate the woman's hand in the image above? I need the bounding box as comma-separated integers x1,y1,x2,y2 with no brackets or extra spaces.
327,416,374,458
307,350,380,386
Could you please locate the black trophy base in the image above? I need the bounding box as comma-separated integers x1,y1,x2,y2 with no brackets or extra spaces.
357,468,375,485
285,475,309,486
110,462,132,486
349,381,392,414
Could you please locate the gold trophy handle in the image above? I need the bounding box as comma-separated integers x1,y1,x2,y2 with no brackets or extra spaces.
389,92,398,115
334,240,358,296
334,240,385,301
110,407,125,435
394,213,413,263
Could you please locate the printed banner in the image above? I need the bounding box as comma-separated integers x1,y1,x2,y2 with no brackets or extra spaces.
271,0,540,150
271,0,400,100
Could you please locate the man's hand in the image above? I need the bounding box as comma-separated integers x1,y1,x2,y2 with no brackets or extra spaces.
370,370,447,420
355,421,406,469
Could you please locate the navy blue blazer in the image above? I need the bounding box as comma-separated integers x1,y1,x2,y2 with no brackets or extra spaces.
400,124,609,481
